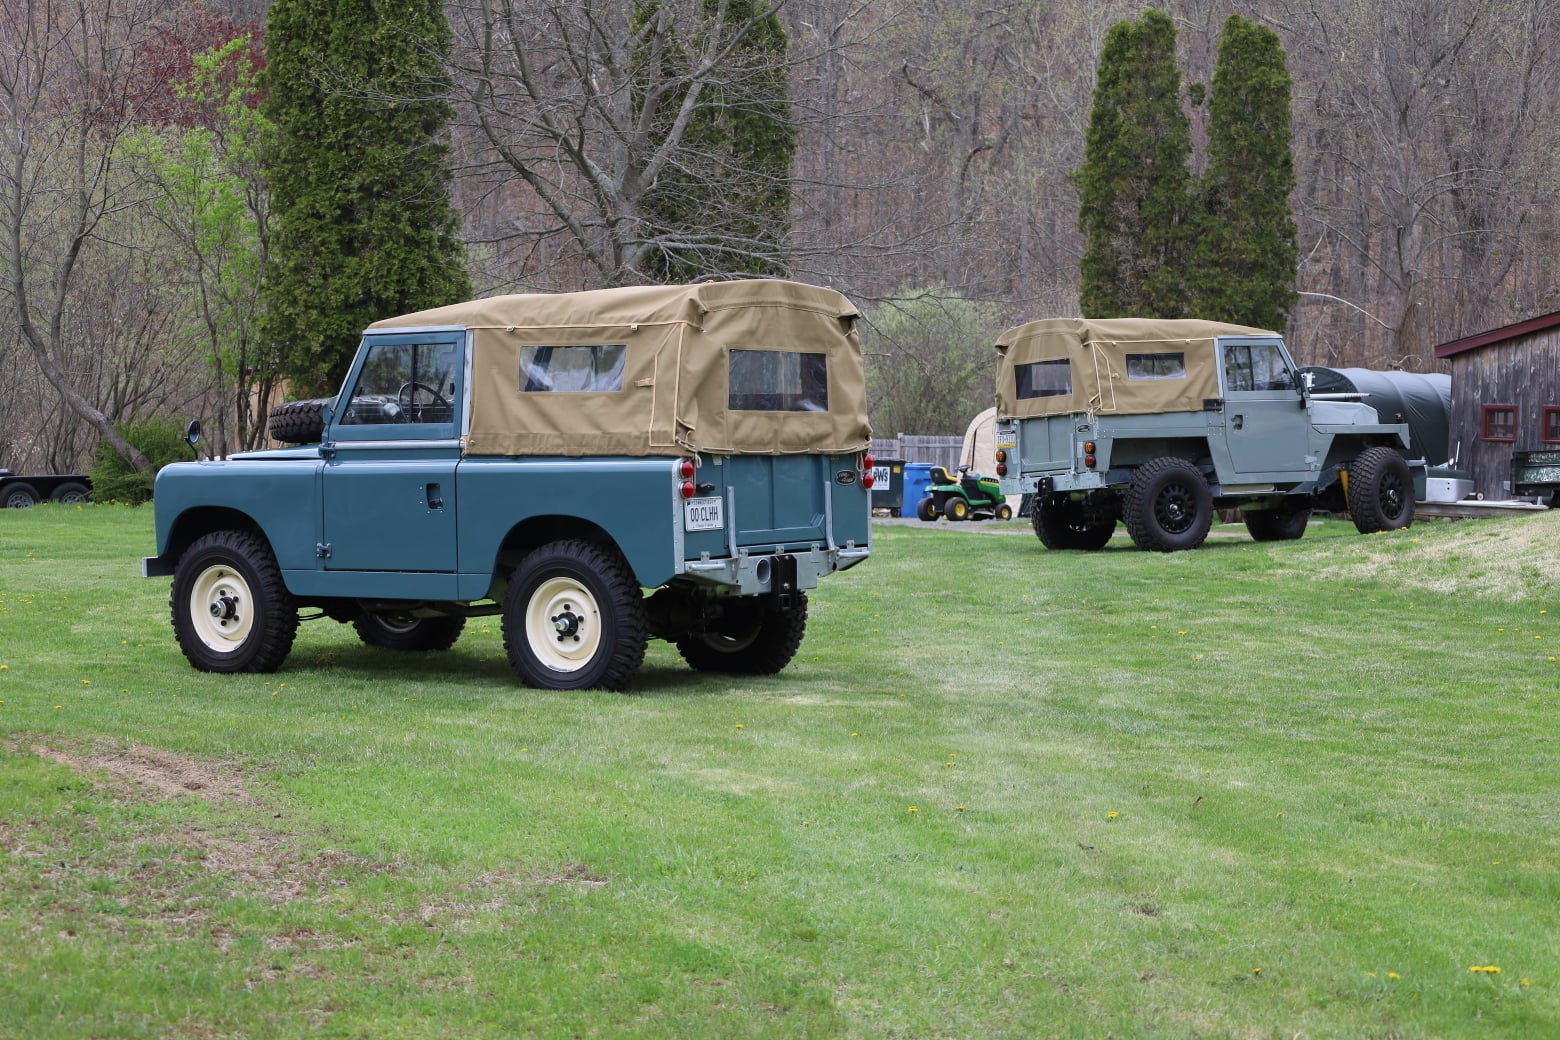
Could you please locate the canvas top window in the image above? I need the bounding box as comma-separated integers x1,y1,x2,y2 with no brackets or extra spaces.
341,340,458,425
1015,358,1071,399
1127,352,1186,381
729,349,828,412
520,344,626,393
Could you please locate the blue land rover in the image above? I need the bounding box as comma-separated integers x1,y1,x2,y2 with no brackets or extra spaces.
144,280,873,690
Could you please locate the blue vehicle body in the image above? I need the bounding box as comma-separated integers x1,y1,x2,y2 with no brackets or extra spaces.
146,281,872,690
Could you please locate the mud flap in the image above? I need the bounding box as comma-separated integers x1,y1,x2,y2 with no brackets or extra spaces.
770,553,799,610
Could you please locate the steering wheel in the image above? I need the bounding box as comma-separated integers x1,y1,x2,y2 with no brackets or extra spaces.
395,381,449,422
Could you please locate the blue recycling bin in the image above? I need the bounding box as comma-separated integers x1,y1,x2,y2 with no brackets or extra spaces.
902,462,935,515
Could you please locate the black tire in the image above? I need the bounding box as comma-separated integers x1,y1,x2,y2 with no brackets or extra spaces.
171,530,298,673
49,481,91,504
947,497,972,521
1349,447,1415,533
3,482,40,508
995,503,1014,521
268,398,331,444
353,611,466,652
1033,495,1116,550
1244,501,1312,542
1123,458,1212,552
502,540,647,691
916,496,938,522
676,594,808,675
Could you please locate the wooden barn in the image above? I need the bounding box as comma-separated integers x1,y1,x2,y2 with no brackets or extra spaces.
1434,311,1560,498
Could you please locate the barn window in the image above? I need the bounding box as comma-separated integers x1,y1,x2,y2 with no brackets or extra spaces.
1544,407,1560,444
1481,405,1517,443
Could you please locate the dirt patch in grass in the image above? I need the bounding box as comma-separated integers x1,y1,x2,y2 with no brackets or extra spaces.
32,741,259,805
17,738,389,906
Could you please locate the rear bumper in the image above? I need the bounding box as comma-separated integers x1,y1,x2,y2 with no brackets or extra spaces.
680,545,869,594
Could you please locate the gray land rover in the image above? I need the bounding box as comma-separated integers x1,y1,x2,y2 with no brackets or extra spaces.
993,318,1420,551
143,280,873,690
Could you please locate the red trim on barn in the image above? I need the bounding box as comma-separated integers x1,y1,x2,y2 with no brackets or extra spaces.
1434,310,1560,358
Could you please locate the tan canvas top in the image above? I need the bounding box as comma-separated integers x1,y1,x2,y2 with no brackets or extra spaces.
369,280,868,457
994,317,1279,419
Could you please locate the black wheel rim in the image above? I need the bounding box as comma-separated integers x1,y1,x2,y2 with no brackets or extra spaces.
1155,482,1196,534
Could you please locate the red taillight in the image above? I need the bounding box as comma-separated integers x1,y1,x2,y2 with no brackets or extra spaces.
863,472,876,489
863,453,874,469
996,462,1007,477
1085,454,1097,468
680,481,696,499
678,458,696,479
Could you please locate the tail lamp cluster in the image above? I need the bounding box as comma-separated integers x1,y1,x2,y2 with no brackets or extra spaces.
862,453,876,489
996,449,1007,476
678,458,701,499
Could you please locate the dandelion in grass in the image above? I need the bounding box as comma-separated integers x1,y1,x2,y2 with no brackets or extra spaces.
1388,972,1400,980
907,806,919,814
1107,811,1119,820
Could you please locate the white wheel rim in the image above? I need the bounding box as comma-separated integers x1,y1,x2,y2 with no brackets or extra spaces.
188,563,255,653
524,576,602,672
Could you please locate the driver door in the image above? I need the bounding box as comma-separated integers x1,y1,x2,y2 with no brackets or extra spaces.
322,332,464,575
1218,337,1311,481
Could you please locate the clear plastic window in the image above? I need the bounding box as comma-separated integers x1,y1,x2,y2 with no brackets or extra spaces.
340,341,457,424
729,349,829,412
1015,359,1071,399
1222,343,1293,392
519,345,626,392
1127,352,1186,381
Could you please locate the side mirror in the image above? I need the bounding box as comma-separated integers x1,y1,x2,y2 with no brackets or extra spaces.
184,420,202,458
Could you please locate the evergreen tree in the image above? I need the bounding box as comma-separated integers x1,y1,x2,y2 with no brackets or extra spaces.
1073,9,1190,319
1189,15,1298,331
639,0,795,282
260,0,470,396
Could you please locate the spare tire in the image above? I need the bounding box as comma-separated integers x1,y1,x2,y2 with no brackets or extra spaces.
268,398,331,444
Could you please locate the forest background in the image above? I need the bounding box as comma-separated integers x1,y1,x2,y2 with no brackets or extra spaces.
3,0,1557,476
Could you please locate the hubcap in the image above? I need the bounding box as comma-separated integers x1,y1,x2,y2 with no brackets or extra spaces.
189,565,253,652
526,577,602,672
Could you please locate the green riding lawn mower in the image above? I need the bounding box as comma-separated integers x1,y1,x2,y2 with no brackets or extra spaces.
915,465,1014,522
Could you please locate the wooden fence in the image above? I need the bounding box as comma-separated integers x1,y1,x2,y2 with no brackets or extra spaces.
870,434,965,469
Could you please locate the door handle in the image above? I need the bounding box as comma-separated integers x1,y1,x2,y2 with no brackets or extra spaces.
426,482,444,510
1232,414,1244,430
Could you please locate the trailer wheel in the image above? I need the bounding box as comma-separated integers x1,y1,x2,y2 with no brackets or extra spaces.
676,594,808,675
1348,447,1415,533
49,482,91,504
503,540,647,691
3,483,40,508
1124,458,1212,552
171,530,298,673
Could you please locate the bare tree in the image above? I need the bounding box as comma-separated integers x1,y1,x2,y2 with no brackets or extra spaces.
446,0,911,290
1274,0,1560,366
0,0,201,472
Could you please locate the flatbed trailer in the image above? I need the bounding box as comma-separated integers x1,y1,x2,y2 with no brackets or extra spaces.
0,469,91,508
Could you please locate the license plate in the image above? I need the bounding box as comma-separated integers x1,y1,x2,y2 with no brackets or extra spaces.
684,496,724,531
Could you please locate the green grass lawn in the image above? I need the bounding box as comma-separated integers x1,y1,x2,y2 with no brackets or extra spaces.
1,504,1555,1038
